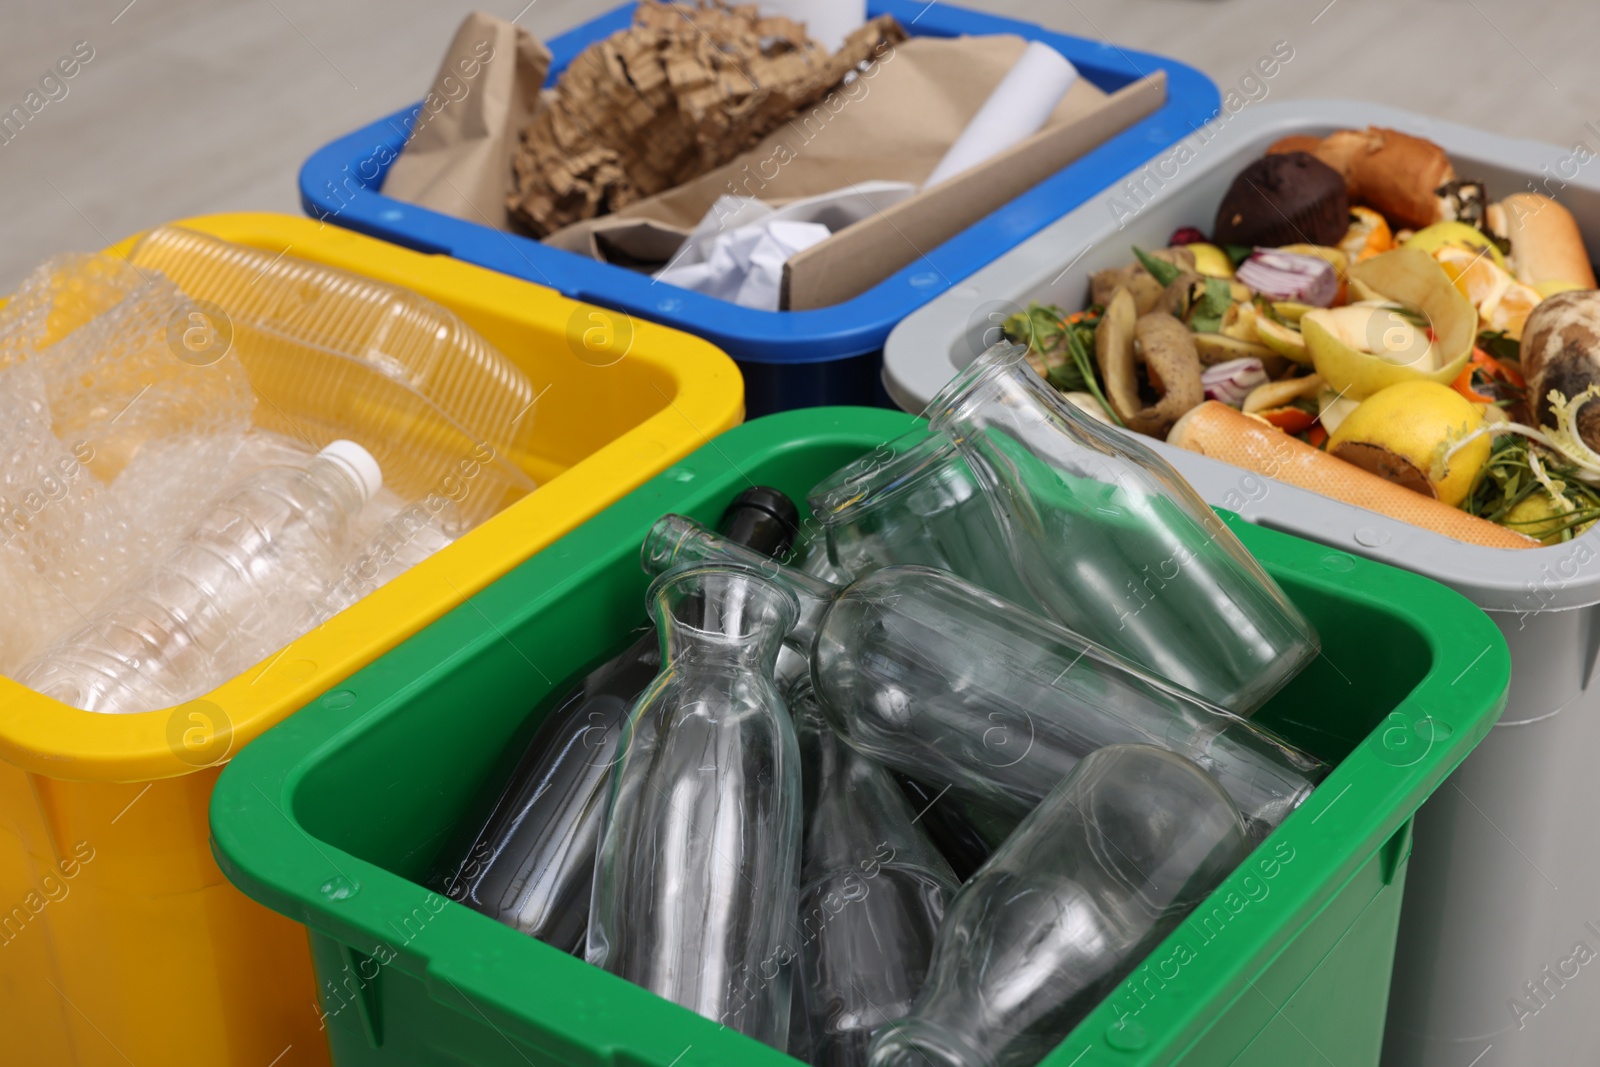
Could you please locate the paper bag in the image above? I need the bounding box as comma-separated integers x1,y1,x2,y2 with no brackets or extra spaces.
783,71,1166,309
542,34,1165,307
382,12,549,231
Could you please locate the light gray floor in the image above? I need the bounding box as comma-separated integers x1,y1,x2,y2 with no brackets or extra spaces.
2,0,1596,291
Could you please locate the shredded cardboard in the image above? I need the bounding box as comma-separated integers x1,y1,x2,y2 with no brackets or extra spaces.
506,0,906,236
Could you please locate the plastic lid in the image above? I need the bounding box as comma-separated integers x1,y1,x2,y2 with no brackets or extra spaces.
318,440,383,504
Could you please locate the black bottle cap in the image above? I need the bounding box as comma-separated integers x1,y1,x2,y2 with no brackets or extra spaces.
718,486,800,560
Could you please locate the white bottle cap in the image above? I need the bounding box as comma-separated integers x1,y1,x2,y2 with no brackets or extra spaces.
318,440,383,504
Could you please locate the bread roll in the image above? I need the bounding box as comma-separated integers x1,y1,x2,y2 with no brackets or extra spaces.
1266,134,1323,156
1487,194,1598,290
1314,127,1455,230
1523,290,1600,446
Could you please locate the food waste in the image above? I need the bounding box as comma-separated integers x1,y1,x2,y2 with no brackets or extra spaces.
1007,126,1600,547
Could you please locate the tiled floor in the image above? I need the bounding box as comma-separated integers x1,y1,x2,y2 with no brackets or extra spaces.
2,0,1597,289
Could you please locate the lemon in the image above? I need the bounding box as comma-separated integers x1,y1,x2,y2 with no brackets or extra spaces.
1187,242,1235,279
1503,491,1568,545
1326,381,1490,506
1404,222,1509,271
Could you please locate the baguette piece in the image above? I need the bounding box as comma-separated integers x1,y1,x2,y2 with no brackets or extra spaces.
1487,194,1598,291
1167,401,1536,549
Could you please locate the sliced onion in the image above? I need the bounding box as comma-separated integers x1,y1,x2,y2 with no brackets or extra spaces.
1202,357,1269,407
1236,250,1339,306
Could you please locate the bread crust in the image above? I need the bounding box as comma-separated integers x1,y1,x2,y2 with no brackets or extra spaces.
1488,194,1598,290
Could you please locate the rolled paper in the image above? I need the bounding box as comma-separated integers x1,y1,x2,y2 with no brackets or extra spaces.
759,0,868,53
922,41,1079,188
1167,401,1537,550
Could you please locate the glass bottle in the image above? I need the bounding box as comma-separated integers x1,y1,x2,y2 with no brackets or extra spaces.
867,744,1251,1067
810,565,1324,841
790,675,959,1067
807,429,1038,611
433,489,798,953
924,342,1319,715
589,561,803,1048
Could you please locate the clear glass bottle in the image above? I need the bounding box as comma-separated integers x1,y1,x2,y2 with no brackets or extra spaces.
925,342,1319,714
790,675,958,1066
807,429,1038,611
434,489,798,953
811,565,1324,840
589,561,803,1048
868,744,1251,1067
18,441,380,713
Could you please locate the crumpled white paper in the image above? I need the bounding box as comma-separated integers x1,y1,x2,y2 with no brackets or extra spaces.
654,181,916,310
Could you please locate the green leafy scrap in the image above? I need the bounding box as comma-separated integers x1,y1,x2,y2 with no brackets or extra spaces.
1132,246,1183,288
1188,277,1235,334
1001,302,1121,426
1477,329,1521,364
1462,434,1600,542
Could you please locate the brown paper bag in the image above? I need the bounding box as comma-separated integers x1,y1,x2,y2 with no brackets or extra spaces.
783,71,1165,309
541,34,1165,306
382,12,550,231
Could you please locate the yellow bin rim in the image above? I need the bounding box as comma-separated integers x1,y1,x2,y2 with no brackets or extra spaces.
0,212,744,784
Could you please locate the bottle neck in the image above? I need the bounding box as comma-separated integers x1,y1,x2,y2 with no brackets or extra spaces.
642,515,838,651
648,564,798,677
306,456,369,517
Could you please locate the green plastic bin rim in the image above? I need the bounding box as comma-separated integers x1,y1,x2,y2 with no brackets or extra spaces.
210,406,1510,1067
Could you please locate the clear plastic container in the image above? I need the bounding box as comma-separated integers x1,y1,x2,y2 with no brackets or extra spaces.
126,226,540,529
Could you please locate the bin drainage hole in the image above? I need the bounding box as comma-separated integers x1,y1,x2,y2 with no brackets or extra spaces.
320,876,360,900
1416,717,1453,741
1105,1018,1149,1051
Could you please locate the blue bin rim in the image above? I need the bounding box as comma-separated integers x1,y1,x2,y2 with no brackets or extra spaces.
299,0,1220,365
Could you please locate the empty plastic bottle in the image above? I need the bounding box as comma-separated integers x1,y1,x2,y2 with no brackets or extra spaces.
589,561,803,1048
925,342,1319,714
641,518,1322,838
790,674,959,1066
434,488,798,953
868,744,1251,1067
18,440,381,714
